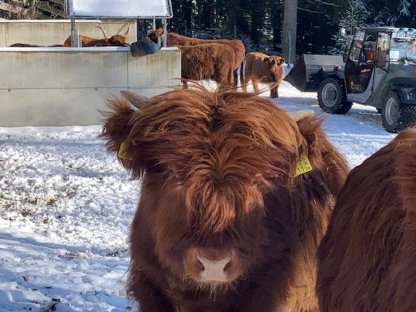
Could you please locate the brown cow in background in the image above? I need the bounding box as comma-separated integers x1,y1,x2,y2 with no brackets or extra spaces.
148,28,246,86
101,85,349,311
63,25,130,47
179,43,235,89
317,128,416,312
243,52,285,98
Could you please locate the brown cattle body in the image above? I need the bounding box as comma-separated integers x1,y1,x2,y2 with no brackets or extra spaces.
317,128,416,312
101,86,349,312
179,43,235,88
10,43,64,47
63,25,129,47
148,28,245,86
243,52,285,98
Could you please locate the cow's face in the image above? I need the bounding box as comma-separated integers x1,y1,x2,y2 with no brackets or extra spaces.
147,28,164,44
143,171,275,288
109,35,128,46
102,88,300,289
266,56,285,75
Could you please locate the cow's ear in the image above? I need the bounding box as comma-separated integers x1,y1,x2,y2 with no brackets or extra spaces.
293,113,321,147
100,97,136,170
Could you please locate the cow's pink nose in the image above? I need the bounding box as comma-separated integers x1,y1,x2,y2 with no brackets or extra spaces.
196,255,231,283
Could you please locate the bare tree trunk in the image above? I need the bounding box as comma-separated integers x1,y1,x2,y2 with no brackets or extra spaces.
282,0,298,65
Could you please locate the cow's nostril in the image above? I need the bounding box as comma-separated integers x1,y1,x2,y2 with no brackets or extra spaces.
196,258,205,272
223,261,231,273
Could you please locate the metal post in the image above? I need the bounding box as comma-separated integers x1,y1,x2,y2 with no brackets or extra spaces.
163,19,167,48
70,18,80,47
288,30,292,66
136,18,141,41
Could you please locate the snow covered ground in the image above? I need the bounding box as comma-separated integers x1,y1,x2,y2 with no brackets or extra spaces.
0,77,396,311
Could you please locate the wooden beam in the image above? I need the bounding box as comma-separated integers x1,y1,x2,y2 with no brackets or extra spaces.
47,0,65,6
36,2,64,17
0,3,28,15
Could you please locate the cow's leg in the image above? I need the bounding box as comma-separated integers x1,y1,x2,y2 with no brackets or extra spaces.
229,68,236,90
242,71,250,92
270,86,278,98
253,81,260,94
242,77,248,92
239,61,244,88
182,81,188,89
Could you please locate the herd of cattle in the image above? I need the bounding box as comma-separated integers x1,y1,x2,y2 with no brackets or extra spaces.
10,26,285,98
101,84,416,311
147,28,284,97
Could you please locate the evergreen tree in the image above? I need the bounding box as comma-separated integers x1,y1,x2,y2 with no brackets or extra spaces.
366,0,416,26
331,0,369,54
170,0,194,35
296,0,344,54
249,0,266,46
269,0,283,52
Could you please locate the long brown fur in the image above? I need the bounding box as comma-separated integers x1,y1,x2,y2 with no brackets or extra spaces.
100,85,349,312
316,128,416,312
148,29,246,86
179,43,235,89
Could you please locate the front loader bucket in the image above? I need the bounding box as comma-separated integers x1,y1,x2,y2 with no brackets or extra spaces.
284,54,344,92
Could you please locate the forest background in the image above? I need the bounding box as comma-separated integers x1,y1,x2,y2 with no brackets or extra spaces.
1,0,416,57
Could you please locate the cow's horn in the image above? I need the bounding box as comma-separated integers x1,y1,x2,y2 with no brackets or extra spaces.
287,110,315,121
96,26,109,39
120,90,149,109
123,23,130,36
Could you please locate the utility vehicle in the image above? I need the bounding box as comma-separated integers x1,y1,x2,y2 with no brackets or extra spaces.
285,27,416,132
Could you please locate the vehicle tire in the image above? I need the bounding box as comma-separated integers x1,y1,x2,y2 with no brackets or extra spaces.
382,91,416,133
318,78,352,114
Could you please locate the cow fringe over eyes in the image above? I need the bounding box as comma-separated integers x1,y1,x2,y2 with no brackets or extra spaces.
102,85,304,230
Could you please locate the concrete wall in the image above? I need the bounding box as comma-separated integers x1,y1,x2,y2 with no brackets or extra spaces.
0,20,137,47
0,20,181,127
0,47,181,127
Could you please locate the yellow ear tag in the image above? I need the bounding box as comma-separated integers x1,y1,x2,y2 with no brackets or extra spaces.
294,155,313,177
117,141,132,160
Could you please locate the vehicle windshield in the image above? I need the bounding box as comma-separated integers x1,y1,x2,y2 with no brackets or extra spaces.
390,28,416,62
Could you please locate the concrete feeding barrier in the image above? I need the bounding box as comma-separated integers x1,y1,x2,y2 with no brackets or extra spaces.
0,20,181,127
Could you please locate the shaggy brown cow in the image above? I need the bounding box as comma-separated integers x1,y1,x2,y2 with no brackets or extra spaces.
148,28,246,86
243,52,285,98
63,25,130,47
316,129,416,312
101,86,349,312
179,43,235,89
